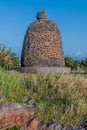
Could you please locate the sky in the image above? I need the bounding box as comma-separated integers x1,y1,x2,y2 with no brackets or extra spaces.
0,0,87,59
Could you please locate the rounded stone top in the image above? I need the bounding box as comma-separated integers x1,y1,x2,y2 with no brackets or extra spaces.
37,10,48,20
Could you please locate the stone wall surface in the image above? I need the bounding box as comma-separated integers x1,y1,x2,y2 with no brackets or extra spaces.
0,102,87,130
21,10,65,67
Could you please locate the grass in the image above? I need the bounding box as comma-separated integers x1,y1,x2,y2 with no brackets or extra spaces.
0,69,87,128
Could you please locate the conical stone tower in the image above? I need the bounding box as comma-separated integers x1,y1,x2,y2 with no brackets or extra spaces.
21,10,65,67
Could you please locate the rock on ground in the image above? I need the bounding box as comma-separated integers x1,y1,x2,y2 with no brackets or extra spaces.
0,102,87,130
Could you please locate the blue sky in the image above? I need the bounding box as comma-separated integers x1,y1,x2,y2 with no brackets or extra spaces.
0,0,87,59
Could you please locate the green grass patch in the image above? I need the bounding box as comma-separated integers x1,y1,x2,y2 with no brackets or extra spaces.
0,70,87,127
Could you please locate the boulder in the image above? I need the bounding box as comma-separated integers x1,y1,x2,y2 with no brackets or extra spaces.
0,102,86,130
0,102,36,129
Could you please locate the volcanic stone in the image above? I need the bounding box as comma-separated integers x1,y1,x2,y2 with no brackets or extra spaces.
21,10,65,67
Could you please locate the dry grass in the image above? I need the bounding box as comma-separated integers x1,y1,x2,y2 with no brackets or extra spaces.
0,70,87,126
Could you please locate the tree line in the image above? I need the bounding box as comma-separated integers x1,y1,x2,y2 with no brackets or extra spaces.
65,56,87,70
0,44,87,70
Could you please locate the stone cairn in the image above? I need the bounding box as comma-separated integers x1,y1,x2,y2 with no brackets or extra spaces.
21,10,65,67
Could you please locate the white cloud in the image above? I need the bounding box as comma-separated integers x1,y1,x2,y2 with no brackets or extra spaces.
75,51,82,56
